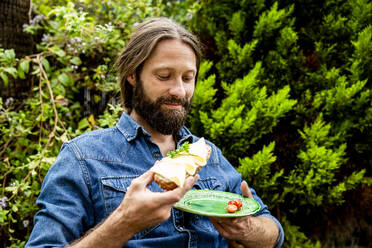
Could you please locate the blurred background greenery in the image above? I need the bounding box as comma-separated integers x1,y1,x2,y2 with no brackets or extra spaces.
0,0,371,247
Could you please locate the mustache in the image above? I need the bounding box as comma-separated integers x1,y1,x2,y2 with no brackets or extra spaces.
156,95,189,106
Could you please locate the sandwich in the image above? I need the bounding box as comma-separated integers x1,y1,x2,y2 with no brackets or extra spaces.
151,138,212,190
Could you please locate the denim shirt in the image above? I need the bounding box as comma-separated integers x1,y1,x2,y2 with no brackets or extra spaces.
26,113,284,248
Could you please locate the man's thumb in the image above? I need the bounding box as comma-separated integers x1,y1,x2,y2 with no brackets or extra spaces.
241,180,253,199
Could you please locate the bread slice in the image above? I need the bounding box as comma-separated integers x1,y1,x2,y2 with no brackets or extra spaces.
151,138,212,190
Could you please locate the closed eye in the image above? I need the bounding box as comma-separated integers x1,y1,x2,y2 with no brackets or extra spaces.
183,76,194,82
157,75,170,80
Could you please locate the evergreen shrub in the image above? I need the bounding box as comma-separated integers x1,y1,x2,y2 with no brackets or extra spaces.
188,0,371,246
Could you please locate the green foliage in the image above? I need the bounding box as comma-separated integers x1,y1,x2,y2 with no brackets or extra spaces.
1,0,371,246
237,142,284,207
285,115,364,207
281,217,322,248
0,49,30,84
0,0,193,246
196,62,296,163
187,0,372,246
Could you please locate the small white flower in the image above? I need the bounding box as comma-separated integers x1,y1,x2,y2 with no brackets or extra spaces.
23,220,30,228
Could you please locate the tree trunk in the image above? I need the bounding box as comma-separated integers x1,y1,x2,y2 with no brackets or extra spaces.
0,0,33,100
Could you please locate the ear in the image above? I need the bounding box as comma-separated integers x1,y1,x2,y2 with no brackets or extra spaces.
127,73,136,87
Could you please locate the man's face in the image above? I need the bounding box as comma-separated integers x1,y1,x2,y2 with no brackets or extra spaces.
130,39,197,135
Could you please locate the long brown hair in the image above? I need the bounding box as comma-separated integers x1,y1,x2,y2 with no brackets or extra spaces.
114,18,202,111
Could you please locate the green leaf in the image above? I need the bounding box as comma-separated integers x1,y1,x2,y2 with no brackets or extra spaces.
78,117,90,130
58,73,73,85
11,205,18,212
3,49,16,64
70,57,82,65
41,58,51,73
18,66,25,79
167,142,190,158
0,72,8,85
50,46,66,57
3,67,18,78
20,59,30,73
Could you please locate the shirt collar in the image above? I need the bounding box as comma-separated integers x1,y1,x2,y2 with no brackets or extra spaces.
116,112,193,143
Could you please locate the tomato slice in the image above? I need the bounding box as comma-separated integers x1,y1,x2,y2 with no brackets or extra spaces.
226,204,238,213
234,200,243,208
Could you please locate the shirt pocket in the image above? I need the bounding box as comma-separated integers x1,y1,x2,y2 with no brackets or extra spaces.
101,176,160,240
190,177,222,232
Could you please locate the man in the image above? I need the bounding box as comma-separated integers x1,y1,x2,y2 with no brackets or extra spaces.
26,18,284,248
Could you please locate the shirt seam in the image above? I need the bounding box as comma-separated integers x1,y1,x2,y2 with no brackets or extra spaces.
67,142,94,205
214,147,230,191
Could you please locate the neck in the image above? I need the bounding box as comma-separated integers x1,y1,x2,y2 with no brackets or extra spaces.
129,110,176,156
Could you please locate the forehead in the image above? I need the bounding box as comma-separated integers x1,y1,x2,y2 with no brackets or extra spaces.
143,39,197,72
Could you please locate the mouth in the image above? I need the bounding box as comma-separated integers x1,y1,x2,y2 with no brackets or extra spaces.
163,103,183,109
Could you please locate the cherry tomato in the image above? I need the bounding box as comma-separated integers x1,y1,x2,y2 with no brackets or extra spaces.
228,200,236,205
234,200,243,208
226,204,238,213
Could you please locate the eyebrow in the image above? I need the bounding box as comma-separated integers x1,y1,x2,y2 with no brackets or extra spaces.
153,67,196,73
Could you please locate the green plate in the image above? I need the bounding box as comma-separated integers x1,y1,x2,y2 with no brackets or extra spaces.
174,190,261,218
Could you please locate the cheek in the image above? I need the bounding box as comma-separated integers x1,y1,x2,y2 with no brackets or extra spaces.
185,84,195,99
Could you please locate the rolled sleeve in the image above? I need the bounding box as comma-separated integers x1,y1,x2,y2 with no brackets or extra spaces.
216,147,284,247
249,187,284,247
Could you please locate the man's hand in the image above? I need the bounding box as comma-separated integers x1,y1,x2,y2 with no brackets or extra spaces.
209,181,278,248
116,170,199,234
69,171,199,248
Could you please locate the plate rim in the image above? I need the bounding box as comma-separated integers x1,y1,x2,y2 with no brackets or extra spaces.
174,189,261,218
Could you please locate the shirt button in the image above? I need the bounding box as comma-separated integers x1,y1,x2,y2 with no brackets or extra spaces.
179,227,183,231
153,152,160,158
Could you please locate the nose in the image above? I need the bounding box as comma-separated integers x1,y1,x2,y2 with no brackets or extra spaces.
168,77,186,99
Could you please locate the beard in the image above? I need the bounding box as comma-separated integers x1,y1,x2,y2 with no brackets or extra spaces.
132,78,192,136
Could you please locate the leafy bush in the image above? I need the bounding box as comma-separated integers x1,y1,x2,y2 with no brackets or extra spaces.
1,0,371,247
187,0,372,246
0,0,199,246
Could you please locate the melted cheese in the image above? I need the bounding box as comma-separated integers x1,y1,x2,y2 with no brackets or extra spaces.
188,138,209,166
172,156,199,175
151,137,209,187
151,160,186,187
